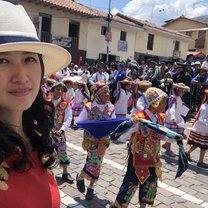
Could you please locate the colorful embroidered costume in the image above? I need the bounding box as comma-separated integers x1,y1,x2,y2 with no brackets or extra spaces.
77,101,115,181
113,110,165,207
0,151,60,208
110,87,187,208
51,97,72,166
49,82,74,183
188,102,208,150
71,81,90,117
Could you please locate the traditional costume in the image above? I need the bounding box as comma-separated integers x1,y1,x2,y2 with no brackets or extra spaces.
50,82,74,183
114,79,133,118
188,102,208,150
165,83,190,134
71,80,90,117
110,87,188,208
131,80,152,115
76,81,116,200
163,83,190,157
186,89,208,169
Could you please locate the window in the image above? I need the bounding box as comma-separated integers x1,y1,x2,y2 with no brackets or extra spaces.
185,31,192,37
174,41,180,51
101,26,107,35
198,30,206,38
120,31,126,41
68,21,79,37
147,34,154,50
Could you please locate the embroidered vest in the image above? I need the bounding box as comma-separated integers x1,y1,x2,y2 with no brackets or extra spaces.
85,102,115,120
54,99,70,130
130,111,165,184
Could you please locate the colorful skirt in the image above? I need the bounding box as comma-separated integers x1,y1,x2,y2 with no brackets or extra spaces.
81,138,110,182
51,131,70,166
188,130,208,150
71,100,84,117
165,121,184,134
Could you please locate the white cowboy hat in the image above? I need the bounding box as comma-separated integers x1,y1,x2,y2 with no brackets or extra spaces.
173,83,190,92
62,76,82,83
0,1,71,75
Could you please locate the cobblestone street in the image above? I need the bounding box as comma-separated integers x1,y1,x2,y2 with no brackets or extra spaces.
56,122,208,208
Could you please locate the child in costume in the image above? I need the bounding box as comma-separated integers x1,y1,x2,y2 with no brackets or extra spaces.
71,80,90,117
62,78,75,102
114,79,133,118
131,80,152,115
163,83,190,157
50,82,74,184
186,89,208,169
110,87,186,208
76,81,116,200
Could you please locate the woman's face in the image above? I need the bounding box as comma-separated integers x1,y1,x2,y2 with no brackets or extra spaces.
0,51,41,112
53,86,63,99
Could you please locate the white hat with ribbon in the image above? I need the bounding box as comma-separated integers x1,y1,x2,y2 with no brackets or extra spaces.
0,1,71,75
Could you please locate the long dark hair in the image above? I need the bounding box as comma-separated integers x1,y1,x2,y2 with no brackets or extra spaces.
0,55,56,171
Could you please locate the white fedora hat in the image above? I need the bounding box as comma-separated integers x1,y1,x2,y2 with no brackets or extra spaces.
0,1,71,75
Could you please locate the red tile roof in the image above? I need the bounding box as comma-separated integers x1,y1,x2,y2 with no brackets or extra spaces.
24,0,138,27
163,15,208,27
21,0,192,39
116,13,192,40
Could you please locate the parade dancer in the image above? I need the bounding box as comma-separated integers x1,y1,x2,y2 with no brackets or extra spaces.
110,87,186,208
163,83,190,157
71,80,90,118
131,80,152,115
186,89,208,169
50,82,74,183
114,79,133,118
76,81,116,200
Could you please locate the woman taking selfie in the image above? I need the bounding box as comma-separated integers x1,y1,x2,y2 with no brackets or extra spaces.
0,1,71,207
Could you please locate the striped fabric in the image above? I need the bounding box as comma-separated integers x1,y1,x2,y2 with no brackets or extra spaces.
164,121,184,134
188,130,208,150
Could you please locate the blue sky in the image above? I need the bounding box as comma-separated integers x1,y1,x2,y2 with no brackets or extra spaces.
77,0,129,13
76,0,208,25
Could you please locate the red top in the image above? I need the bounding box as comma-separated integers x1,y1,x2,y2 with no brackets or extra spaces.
0,151,60,208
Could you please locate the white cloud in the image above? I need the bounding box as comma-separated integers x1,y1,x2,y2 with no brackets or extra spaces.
111,7,119,15
117,0,208,25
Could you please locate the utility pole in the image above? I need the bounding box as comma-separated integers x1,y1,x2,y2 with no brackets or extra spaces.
106,0,111,65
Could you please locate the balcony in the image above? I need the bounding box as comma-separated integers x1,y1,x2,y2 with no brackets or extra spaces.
40,32,78,49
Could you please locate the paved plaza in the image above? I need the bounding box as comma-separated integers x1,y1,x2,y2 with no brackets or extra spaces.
55,121,208,208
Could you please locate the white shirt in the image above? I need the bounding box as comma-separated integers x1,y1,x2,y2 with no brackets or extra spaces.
74,88,88,103
114,89,132,115
66,88,75,101
191,103,208,133
56,68,70,81
89,72,109,85
52,97,72,131
165,96,184,124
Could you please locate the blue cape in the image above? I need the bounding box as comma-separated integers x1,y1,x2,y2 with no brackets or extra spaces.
76,118,130,139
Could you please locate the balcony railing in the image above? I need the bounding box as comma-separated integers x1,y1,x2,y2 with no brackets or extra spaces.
40,31,51,43
40,31,78,48
70,37,78,48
